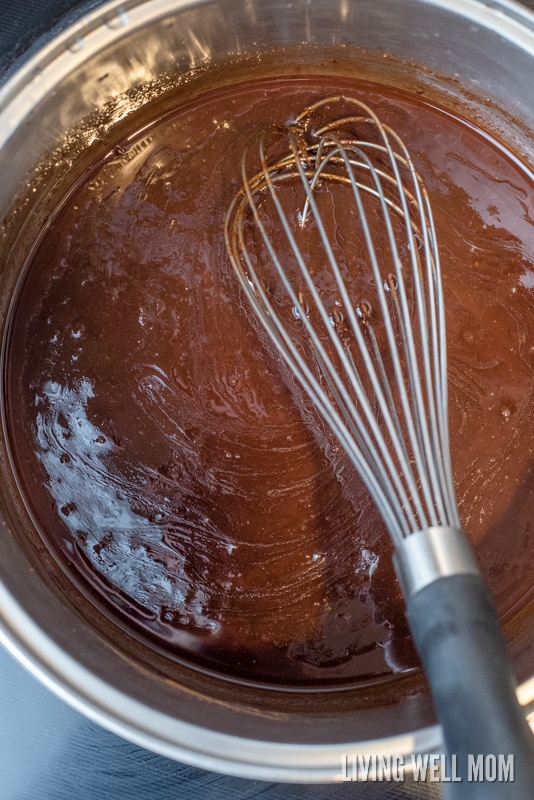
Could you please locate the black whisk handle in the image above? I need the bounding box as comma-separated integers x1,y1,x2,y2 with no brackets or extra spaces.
406,573,534,799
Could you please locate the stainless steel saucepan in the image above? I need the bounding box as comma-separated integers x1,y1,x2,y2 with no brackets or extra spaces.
1,0,534,781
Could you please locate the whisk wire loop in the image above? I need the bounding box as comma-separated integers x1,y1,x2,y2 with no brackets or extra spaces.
385,129,453,525
286,132,428,532
356,119,449,529
232,175,404,539
325,133,442,526
258,131,418,539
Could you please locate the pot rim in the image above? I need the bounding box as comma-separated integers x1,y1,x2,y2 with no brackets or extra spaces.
2,0,534,148
0,582,443,780
1,0,534,781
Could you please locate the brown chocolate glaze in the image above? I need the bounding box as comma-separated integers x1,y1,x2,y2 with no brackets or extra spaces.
5,74,534,687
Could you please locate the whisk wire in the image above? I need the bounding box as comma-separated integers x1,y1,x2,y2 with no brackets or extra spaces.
327,133,443,529
387,131,451,524
234,141,406,539
286,132,430,532
259,132,420,539
366,122,450,529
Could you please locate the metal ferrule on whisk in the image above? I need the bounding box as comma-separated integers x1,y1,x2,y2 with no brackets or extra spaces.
393,526,480,599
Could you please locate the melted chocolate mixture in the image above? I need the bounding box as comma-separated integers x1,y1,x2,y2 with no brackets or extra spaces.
5,75,534,686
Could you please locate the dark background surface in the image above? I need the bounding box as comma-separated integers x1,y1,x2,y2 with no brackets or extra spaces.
0,641,440,800
0,0,104,82
0,0,532,797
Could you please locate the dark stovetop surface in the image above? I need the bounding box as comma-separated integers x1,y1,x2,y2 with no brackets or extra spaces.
0,1,532,798
0,646,437,800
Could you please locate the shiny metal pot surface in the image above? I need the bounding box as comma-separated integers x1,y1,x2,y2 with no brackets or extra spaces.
1,0,534,781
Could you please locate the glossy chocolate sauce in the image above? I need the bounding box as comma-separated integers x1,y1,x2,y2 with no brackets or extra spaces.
5,75,534,687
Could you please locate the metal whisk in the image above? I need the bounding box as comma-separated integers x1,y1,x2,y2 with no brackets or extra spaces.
225,96,534,797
